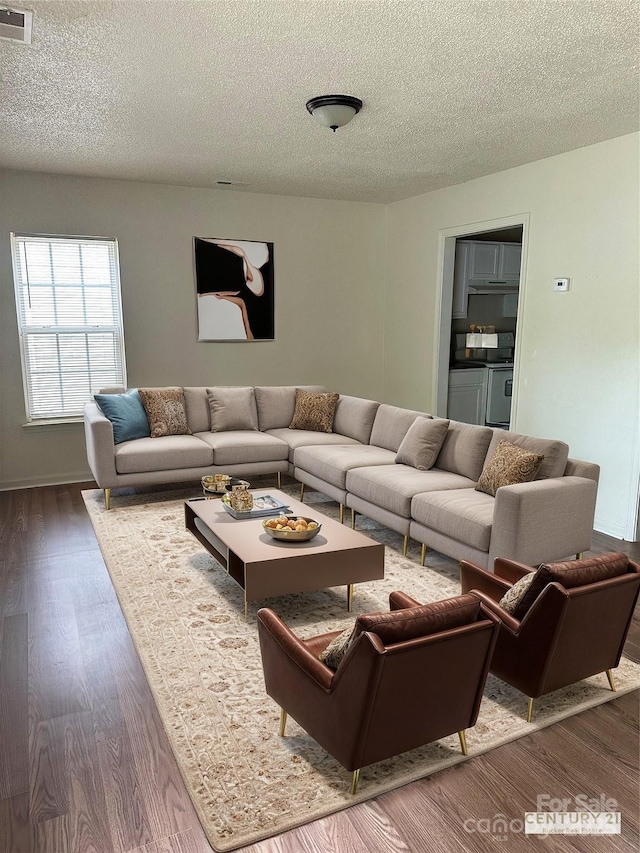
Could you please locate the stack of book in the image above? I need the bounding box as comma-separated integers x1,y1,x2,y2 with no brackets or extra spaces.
221,493,291,520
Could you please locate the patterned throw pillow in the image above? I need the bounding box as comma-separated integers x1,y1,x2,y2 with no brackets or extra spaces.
138,387,191,438
475,439,544,497
499,572,537,615
289,389,340,433
319,623,357,669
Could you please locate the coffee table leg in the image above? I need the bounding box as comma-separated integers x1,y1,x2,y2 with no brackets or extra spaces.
347,583,354,612
244,593,248,621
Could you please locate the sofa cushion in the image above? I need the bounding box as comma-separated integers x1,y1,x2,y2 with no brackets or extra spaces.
332,396,381,444
94,389,150,444
411,489,495,551
138,388,191,438
207,386,258,432
289,389,340,433
267,428,360,459
194,431,289,465
115,435,213,474
475,439,544,497
357,594,481,645
396,417,449,471
434,421,493,481
183,387,211,433
369,404,433,452
346,465,476,518
254,385,325,431
483,429,569,480
294,444,397,489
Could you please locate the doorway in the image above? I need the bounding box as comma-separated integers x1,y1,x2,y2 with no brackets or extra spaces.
434,214,529,426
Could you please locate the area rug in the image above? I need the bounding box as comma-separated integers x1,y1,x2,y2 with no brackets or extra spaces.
83,483,640,852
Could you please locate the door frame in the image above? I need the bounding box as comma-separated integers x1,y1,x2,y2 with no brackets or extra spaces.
433,213,530,429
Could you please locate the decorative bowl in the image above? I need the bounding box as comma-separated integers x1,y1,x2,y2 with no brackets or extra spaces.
262,516,322,542
202,476,249,495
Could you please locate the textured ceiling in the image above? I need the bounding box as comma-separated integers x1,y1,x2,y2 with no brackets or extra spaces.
0,0,638,202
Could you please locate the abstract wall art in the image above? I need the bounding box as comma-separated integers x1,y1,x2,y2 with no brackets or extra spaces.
194,237,274,341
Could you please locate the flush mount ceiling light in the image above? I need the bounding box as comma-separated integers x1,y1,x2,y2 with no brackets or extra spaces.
305,95,363,132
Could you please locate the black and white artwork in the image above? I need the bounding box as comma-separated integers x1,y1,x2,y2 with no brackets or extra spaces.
194,237,274,341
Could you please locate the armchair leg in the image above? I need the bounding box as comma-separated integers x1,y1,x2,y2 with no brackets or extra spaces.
458,730,468,756
402,535,409,557
300,483,305,502
350,769,361,795
339,504,344,524
420,543,427,566
526,697,534,723
104,488,111,510
576,552,583,560
277,472,281,489
279,708,287,737
606,669,616,692
351,509,356,529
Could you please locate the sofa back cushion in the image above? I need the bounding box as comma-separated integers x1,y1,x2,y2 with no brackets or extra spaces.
434,421,493,481
254,385,325,431
333,395,380,444
483,429,569,480
369,404,433,452
207,386,258,431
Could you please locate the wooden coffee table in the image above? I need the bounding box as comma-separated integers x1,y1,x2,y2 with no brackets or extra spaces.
184,489,385,618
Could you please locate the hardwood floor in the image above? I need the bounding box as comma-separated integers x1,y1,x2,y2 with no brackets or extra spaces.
0,483,638,853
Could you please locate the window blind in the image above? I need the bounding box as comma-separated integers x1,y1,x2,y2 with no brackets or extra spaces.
12,234,127,421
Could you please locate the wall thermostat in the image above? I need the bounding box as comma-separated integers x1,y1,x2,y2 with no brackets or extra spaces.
553,278,570,292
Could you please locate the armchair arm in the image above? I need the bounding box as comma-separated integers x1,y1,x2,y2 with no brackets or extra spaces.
489,476,597,567
466,591,521,634
493,557,535,584
389,591,422,611
257,608,333,690
460,560,511,602
84,402,118,488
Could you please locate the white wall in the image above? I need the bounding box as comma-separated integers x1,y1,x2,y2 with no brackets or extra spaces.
383,133,639,538
0,171,386,488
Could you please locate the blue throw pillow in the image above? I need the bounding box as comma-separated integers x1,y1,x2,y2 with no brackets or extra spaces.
94,389,150,444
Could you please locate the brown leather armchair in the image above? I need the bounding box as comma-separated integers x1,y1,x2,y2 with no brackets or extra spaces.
257,593,499,793
453,552,640,721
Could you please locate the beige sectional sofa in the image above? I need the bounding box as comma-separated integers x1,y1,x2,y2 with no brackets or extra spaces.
84,385,599,568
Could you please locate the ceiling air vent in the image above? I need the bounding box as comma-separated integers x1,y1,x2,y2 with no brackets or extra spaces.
0,7,32,44
215,180,249,187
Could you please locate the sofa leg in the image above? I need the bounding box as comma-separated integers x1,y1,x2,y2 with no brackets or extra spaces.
526,697,534,723
300,483,305,502
420,543,427,566
402,535,409,557
576,552,583,560
279,708,287,737
276,471,282,489
339,504,344,524
458,730,468,756
104,488,111,510
350,769,361,795
351,509,356,529
606,669,616,692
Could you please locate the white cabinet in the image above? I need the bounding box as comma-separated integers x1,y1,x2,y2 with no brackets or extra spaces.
452,240,521,317
447,368,488,425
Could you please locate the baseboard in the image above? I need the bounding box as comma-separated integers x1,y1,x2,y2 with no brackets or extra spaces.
0,471,94,491
594,516,628,541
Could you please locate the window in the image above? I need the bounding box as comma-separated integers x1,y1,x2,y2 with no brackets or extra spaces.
12,234,127,422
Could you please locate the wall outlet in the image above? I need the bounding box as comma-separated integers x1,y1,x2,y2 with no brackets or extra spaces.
553,278,570,292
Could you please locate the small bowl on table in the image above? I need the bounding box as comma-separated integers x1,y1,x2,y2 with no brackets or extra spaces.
202,476,249,496
262,516,322,542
